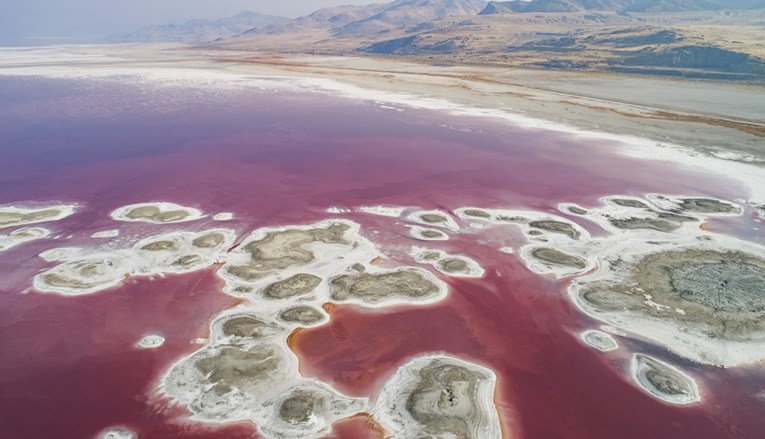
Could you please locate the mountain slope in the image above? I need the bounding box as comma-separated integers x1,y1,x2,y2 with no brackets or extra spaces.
479,0,765,14
117,11,289,43
252,0,487,37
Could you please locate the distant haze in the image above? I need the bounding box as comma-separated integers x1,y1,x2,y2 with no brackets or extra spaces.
0,0,382,46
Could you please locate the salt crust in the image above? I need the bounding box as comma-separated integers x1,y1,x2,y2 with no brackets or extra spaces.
99,427,136,439
34,229,235,295
0,203,77,228
159,219,451,437
160,310,366,438
455,207,592,278
455,197,764,367
630,354,700,405
218,219,449,309
91,230,120,238
357,205,406,217
136,335,165,349
325,206,351,214
0,227,49,252
39,247,81,262
569,233,765,366
560,194,739,237
580,330,619,352
213,212,234,221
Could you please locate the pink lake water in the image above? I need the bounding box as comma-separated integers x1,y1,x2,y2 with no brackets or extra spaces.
0,75,763,439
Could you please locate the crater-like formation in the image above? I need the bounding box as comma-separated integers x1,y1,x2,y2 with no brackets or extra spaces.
0,227,49,252
580,330,618,352
111,202,203,224
330,268,445,306
0,204,76,229
572,238,765,366
631,354,700,405
580,249,765,338
375,355,502,439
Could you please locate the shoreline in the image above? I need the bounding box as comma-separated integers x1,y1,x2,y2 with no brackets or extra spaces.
0,45,763,207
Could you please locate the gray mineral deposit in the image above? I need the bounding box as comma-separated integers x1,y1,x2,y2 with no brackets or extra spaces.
631,354,700,405
223,223,352,283
375,355,502,439
608,217,681,233
216,314,284,341
581,330,618,352
611,198,650,209
255,381,366,439
330,268,443,305
0,204,76,228
193,232,227,248
531,247,587,269
581,249,765,340
572,241,765,365
278,306,327,326
163,340,295,422
111,202,202,224
261,274,323,300
678,198,741,214
529,220,581,239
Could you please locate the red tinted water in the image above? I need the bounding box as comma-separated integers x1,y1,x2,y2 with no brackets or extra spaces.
0,76,762,439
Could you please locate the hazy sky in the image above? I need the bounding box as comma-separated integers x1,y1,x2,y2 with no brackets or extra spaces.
0,0,382,45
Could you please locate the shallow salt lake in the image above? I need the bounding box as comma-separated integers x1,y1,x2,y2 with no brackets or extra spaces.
0,74,763,439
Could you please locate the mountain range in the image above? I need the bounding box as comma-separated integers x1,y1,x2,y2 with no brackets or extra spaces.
116,11,289,43
251,0,488,37
213,0,765,82
249,0,765,39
